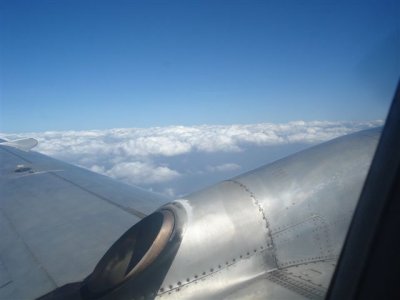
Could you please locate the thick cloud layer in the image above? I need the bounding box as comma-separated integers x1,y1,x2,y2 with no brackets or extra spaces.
2,120,382,197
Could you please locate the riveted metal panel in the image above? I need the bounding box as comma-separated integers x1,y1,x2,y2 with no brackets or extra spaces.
157,180,275,298
154,128,380,299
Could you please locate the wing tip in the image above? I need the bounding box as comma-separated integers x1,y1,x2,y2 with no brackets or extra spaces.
0,138,38,151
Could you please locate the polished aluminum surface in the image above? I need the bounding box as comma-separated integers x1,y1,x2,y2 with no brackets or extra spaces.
0,128,380,299
154,128,380,299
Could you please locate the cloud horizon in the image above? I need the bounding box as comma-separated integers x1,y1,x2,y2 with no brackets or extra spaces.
1,120,383,197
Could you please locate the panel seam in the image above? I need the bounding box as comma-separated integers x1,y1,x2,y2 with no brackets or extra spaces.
0,146,32,163
227,179,278,266
50,172,147,219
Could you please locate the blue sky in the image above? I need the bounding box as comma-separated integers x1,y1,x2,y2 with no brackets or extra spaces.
1,0,399,132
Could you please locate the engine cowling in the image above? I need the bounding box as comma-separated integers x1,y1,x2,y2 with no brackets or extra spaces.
81,128,380,300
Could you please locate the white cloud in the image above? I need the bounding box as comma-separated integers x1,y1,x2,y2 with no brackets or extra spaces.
162,188,176,198
90,165,106,174
206,163,241,172
1,120,383,196
105,161,180,184
8,120,382,158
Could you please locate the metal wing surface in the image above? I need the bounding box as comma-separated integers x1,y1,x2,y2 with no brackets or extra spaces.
0,127,380,300
0,143,169,299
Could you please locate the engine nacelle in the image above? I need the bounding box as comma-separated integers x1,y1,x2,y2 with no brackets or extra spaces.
82,128,380,300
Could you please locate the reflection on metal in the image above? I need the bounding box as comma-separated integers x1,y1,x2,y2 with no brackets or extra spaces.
152,128,379,299
84,210,175,296
272,215,335,268
36,128,381,300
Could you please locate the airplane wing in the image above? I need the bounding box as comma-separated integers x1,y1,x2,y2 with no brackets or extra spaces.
0,143,170,299
0,128,380,300
0,138,38,151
